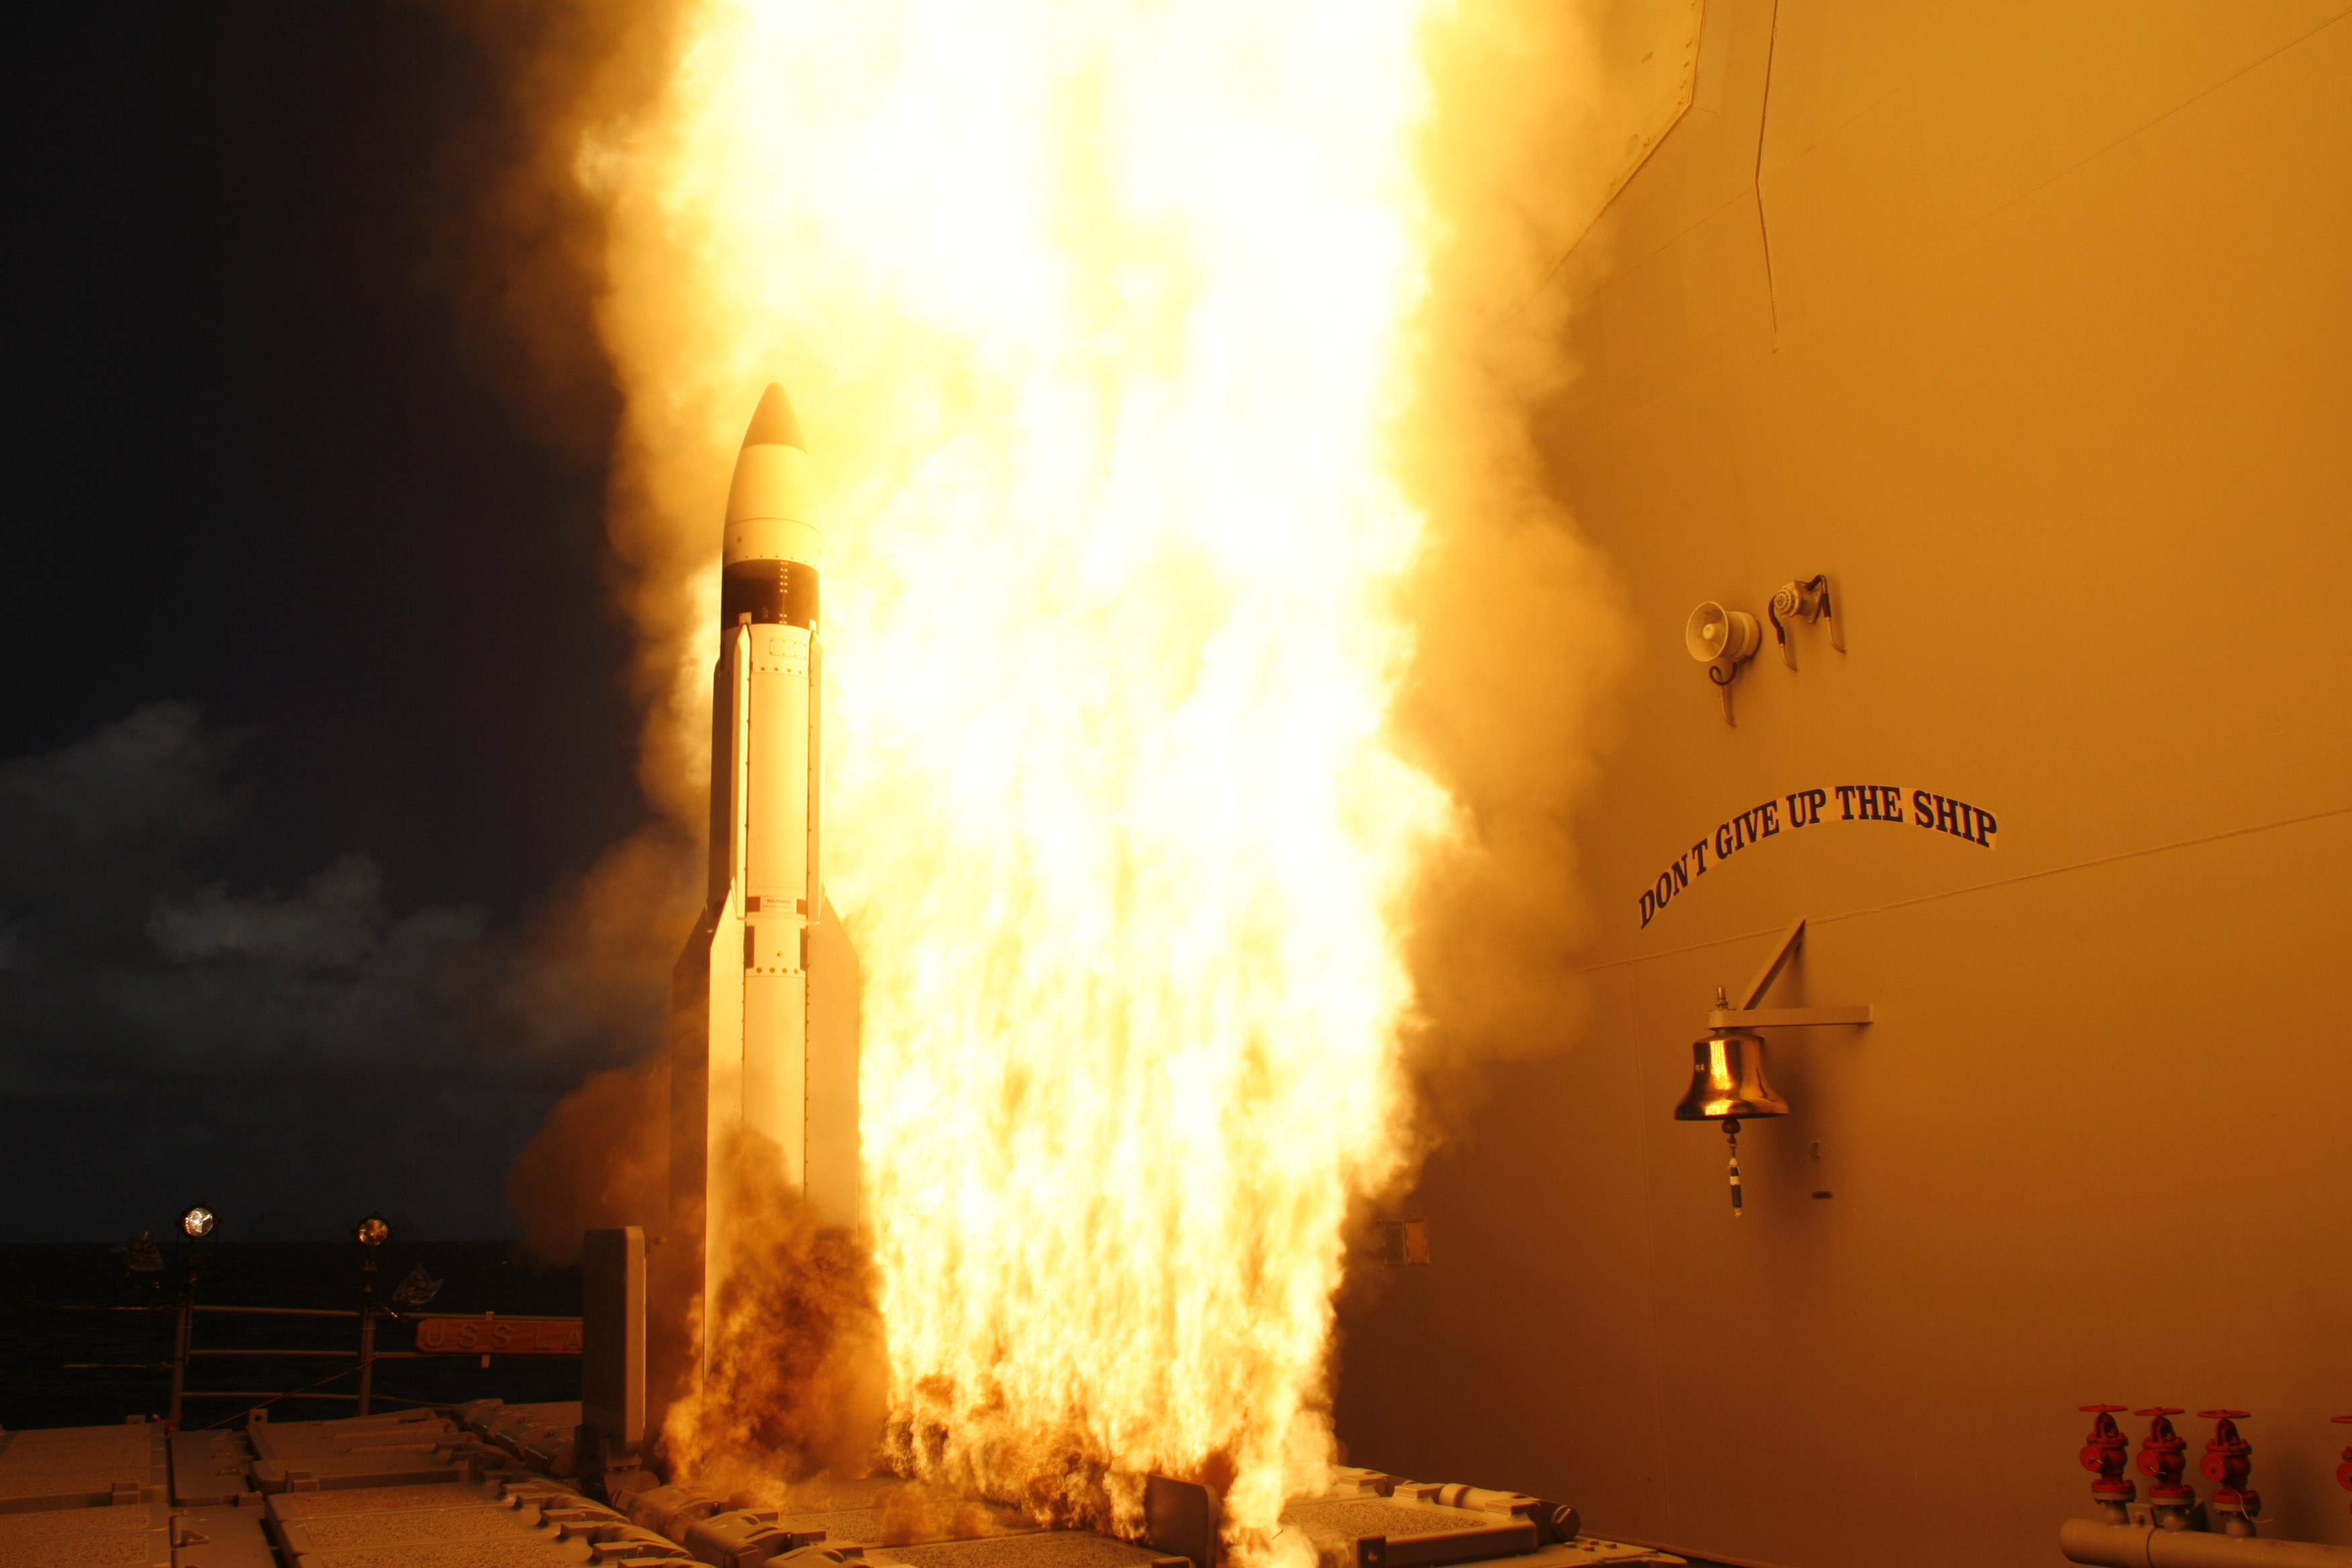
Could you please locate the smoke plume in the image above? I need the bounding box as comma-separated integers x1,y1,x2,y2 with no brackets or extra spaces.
1390,2,1633,1117
665,1130,888,1491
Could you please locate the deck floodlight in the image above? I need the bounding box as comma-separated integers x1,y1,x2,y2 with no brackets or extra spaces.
354,1212,392,1248
179,1205,217,1240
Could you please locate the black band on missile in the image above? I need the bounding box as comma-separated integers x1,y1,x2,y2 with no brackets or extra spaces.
722,559,819,630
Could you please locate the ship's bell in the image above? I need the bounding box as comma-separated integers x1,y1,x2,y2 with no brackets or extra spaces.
1673,1028,1791,1120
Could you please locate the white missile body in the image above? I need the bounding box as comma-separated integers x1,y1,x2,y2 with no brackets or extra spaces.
673,384,855,1332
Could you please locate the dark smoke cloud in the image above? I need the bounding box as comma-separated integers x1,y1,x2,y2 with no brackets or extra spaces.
0,705,685,1241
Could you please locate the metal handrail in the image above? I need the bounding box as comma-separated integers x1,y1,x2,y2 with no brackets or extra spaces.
63,1287,392,1421
187,1354,428,1363
64,1302,363,1318
64,1264,582,1424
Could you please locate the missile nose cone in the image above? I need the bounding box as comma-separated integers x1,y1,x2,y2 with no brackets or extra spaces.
742,382,805,451
725,383,819,563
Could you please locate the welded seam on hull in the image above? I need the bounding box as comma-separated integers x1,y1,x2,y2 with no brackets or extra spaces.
1754,0,1781,345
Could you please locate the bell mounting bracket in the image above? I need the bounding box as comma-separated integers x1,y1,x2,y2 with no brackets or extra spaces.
1706,918,1874,1028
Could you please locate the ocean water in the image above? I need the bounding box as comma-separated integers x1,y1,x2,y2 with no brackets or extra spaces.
0,1241,581,1430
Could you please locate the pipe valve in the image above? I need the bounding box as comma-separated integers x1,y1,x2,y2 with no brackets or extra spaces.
2078,1405,2135,1523
2134,1407,2198,1531
2196,1410,2258,1538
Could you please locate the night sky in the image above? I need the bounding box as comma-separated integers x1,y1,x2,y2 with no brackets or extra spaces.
2,3,649,1240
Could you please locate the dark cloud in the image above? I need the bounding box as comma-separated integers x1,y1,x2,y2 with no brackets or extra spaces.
0,706,677,1242
0,3,667,1244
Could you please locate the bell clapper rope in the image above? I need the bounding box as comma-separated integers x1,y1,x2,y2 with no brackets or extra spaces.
1725,1116,1744,1216
1710,987,1745,1217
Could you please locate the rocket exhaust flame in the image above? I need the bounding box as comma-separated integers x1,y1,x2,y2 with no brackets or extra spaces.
538,0,1626,1558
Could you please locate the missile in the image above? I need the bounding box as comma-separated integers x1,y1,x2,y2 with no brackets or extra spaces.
672,383,854,1335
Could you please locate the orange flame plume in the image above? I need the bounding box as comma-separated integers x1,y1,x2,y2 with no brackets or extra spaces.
545,0,1618,1559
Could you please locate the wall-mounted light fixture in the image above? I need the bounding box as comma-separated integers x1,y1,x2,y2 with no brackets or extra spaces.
1675,918,1872,1214
1685,601,1761,725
